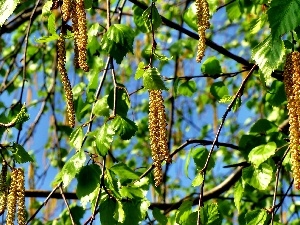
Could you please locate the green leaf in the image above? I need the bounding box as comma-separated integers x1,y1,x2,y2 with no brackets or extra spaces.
84,0,93,9
192,147,215,171
252,35,285,82
201,56,222,75
226,0,242,21
143,67,167,90
153,208,168,225
192,173,204,187
111,115,138,140
110,162,140,181
59,204,85,225
248,142,277,168
199,203,222,225
59,151,86,188
42,0,53,16
101,24,135,64
242,163,273,190
0,0,20,27
267,0,300,38
175,201,192,224
107,86,130,117
234,179,244,213
76,164,101,200
142,4,162,32
36,34,59,43
119,186,145,199
105,169,121,199
70,127,84,151
245,209,270,225
10,143,34,163
95,123,115,157
265,81,287,107
10,104,30,125
100,197,117,225
177,80,197,97
250,119,277,134
93,95,110,117
135,61,146,80
250,14,268,34
153,52,173,61
210,81,229,100
133,4,149,33
183,2,197,31
47,13,56,35
120,199,150,225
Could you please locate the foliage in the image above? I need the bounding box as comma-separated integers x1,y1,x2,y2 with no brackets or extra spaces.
0,0,300,224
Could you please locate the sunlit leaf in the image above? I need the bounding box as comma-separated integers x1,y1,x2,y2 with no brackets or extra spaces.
111,115,138,140
210,82,229,100
143,67,167,90
177,80,197,97
245,209,270,225
70,127,84,151
234,179,244,213
201,56,222,75
95,123,115,156
191,173,203,187
10,143,34,163
0,0,20,27
199,203,222,225
153,208,168,225
142,4,162,32
110,162,140,181
248,142,276,168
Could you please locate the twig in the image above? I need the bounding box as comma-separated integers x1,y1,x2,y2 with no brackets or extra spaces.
59,184,76,225
216,0,236,11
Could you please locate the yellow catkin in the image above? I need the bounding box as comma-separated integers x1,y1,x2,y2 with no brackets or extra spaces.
61,0,72,21
0,160,8,215
283,52,300,189
149,90,170,186
195,0,210,63
57,33,76,128
16,169,26,225
72,0,89,72
6,169,18,225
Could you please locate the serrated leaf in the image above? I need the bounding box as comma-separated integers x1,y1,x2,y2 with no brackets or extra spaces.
93,95,109,117
177,80,197,97
226,0,242,21
153,208,168,225
250,119,277,134
10,143,34,163
120,199,150,225
184,148,193,179
245,209,270,225
107,86,130,117
95,123,115,156
110,162,139,181
58,151,86,188
210,81,229,100
133,4,149,33
153,52,173,61
135,61,146,80
111,115,138,140
248,142,276,168
192,147,215,171
100,197,117,225
175,201,192,224
36,34,59,43
266,80,287,107
234,179,244,213
192,173,203,187
76,164,101,200
250,14,268,34
201,56,222,75
252,35,285,81
0,0,20,27
199,203,222,225
242,163,273,190
70,127,84,151
80,186,99,210
105,169,121,199
183,2,198,31
142,4,162,32
47,13,56,35
268,0,300,38
143,67,167,90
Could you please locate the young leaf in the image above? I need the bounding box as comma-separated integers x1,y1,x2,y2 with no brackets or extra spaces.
252,35,284,82
42,0,53,16
267,0,300,38
234,179,244,213
135,61,146,80
175,201,192,224
210,82,229,100
245,209,270,225
107,85,130,117
105,169,122,199
192,147,215,171
153,208,168,225
95,123,115,156
111,115,138,140
58,150,86,188
143,67,167,90
0,0,20,27
110,162,140,181
201,56,222,75
70,127,84,151
250,119,277,134
177,80,197,97
153,52,173,61
192,172,203,187
142,4,162,32
183,2,197,31
133,4,149,33
100,197,117,225
242,163,273,190
248,142,277,168
10,143,34,163
226,0,242,21
93,95,110,117
199,203,222,225
36,34,59,43
47,13,56,35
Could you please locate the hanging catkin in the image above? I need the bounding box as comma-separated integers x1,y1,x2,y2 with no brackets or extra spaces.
6,169,18,225
72,0,89,72
195,0,210,63
283,52,300,189
148,90,170,186
0,160,8,215
16,169,26,225
57,33,76,128
61,0,72,21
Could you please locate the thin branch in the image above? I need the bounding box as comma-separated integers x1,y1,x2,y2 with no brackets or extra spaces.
59,184,76,225
216,0,236,11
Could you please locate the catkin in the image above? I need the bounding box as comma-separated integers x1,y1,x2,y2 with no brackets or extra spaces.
61,0,72,21
72,0,89,72
283,52,300,189
6,169,18,225
57,33,76,128
16,169,26,225
195,0,210,63
149,90,170,186
0,160,8,215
